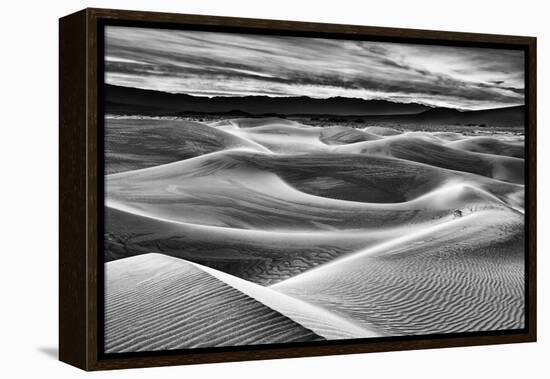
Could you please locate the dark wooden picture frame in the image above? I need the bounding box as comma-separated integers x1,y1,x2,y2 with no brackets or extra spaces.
59,7,537,371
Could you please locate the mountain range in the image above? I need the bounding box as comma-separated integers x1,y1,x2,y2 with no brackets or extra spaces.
105,84,524,127
106,84,430,116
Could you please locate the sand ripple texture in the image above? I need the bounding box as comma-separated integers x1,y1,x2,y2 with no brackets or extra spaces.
105,254,322,353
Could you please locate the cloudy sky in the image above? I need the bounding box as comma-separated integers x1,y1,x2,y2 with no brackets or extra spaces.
105,26,524,110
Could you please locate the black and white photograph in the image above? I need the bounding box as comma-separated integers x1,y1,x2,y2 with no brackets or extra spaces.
102,25,526,354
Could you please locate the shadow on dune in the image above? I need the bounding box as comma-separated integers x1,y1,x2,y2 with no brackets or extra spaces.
448,136,524,158
335,134,524,184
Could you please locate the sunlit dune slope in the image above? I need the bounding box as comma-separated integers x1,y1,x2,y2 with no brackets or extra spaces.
319,127,382,145
273,208,525,335
227,123,328,153
105,118,269,174
192,260,380,339
362,126,402,136
209,117,300,129
104,253,323,353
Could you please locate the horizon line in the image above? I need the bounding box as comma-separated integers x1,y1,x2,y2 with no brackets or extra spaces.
105,83,525,112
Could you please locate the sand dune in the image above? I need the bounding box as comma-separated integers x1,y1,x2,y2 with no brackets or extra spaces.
106,148,519,232
105,118,269,174
335,134,524,184
227,123,328,154
211,118,524,189
211,117,301,129
319,126,382,145
431,131,467,141
105,253,323,353
362,126,402,136
273,208,525,335
223,150,523,206
105,179,519,284
104,206,396,284
214,119,382,152
104,116,525,348
192,260,379,339
448,136,524,158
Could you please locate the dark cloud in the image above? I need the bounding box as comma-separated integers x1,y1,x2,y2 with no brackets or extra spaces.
105,26,525,110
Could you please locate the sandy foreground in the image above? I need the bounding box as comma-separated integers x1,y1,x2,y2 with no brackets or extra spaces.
104,117,525,353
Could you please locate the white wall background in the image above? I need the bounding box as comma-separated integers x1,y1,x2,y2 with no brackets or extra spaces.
1,0,547,377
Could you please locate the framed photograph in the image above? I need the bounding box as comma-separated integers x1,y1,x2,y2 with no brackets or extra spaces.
59,8,537,371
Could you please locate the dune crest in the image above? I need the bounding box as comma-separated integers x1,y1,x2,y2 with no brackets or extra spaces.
190,260,380,339
105,253,323,353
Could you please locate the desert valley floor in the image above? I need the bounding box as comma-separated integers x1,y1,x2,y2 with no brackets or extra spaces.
103,116,525,353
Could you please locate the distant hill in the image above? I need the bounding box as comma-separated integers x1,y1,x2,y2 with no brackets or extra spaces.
314,106,524,128
105,84,431,116
385,105,525,127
